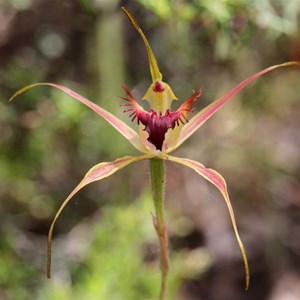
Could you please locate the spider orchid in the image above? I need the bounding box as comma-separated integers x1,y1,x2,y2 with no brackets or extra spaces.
10,7,300,300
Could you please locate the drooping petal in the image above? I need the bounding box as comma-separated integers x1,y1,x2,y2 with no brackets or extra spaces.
166,155,250,290
10,83,148,153
170,61,300,152
46,154,152,278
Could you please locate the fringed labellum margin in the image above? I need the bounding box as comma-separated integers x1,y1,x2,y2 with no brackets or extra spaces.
121,83,202,151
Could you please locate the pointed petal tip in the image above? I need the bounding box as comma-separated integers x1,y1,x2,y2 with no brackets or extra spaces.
174,61,300,150
166,155,250,291
122,6,162,82
10,82,147,152
121,7,139,31
280,61,300,67
246,276,250,291
9,83,44,102
46,154,150,279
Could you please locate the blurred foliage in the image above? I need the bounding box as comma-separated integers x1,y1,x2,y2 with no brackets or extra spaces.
37,193,182,300
0,0,300,299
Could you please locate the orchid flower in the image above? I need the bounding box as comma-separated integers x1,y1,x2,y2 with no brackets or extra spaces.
10,7,300,300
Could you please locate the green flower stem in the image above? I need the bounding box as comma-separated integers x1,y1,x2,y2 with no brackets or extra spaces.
150,158,169,300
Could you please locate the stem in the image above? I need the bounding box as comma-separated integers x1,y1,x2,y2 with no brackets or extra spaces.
149,158,169,300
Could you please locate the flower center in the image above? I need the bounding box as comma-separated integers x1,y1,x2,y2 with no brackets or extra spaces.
121,85,202,151
137,109,183,151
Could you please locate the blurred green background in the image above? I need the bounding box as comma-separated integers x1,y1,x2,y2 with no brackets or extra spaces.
1,0,300,299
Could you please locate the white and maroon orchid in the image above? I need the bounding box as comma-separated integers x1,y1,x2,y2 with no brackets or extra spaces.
11,7,300,300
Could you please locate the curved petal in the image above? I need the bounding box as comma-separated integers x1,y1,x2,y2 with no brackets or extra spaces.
10,83,148,153
170,61,300,151
122,7,162,82
46,154,151,278
166,155,250,290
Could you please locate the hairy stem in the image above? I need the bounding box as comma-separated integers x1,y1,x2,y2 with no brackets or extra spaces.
150,158,169,300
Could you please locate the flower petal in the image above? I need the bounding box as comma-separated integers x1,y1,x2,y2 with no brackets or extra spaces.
171,61,300,151
122,7,162,82
166,155,250,290
46,154,151,278
10,83,148,152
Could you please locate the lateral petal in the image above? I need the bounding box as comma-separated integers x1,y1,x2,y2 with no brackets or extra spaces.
171,61,300,151
167,155,250,290
46,154,151,278
10,83,148,152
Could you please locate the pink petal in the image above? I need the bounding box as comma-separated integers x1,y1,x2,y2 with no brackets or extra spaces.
167,155,250,290
46,154,151,278
172,61,300,151
10,83,147,152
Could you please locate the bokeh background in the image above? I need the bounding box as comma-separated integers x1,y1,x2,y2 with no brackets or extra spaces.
1,0,300,299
